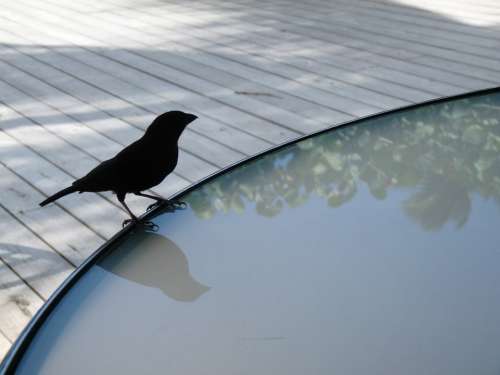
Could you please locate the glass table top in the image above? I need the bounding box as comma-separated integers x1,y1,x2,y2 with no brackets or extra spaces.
12,90,500,374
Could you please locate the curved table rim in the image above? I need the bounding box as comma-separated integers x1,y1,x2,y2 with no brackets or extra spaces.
1,85,499,374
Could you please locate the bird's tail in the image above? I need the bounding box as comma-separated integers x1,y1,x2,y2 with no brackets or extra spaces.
39,186,78,207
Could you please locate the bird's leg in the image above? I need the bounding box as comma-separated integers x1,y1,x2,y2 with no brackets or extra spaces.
119,193,159,231
135,192,165,211
134,192,186,211
135,192,166,211
118,193,139,227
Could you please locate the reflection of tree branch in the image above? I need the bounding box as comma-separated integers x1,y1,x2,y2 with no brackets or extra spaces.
187,94,500,231
404,175,471,231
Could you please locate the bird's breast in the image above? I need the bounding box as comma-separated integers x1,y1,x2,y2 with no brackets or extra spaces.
127,148,178,191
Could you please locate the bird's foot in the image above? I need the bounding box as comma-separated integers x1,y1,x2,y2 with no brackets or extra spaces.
122,218,138,228
146,200,164,212
147,199,187,212
140,221,159,232
122,218,159,232
166,199,187,210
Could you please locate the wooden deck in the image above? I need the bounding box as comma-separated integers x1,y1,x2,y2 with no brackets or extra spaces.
0,0,499,359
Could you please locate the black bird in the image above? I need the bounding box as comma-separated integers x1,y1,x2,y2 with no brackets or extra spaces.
39,111,197,225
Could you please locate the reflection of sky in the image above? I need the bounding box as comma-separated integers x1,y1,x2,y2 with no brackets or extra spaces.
16,180,500,375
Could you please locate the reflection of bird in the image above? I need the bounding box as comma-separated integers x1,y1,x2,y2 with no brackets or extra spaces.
99,231,210,302
39,111,197,224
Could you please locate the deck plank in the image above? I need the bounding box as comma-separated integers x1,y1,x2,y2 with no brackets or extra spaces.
0,122,128,238
2,1,323,136
88,3,423,109
0,259,45,343
0,67,213,188
102,3,493,93
0,206,73,301
211,0,500,71
0,162,104,266
0,25,286,155
0,37,293,155
0,56,228,178
0,330,12,361
257,0,500,60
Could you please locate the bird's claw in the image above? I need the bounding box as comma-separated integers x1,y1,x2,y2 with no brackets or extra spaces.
147,199,187,212
141,221,159,232
122,218,137,228
167,200,187,210
122,218,159,232
146,200,163,211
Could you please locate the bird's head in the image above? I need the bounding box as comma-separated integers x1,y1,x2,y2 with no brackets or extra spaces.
145,110,198,141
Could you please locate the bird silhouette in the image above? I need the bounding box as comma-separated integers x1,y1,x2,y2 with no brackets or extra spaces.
100,231,210,302
39,111,197,225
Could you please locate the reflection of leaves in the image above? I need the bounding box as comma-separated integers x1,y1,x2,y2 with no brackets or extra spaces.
187,93,500,231
462,124,485,145
327,179,357,207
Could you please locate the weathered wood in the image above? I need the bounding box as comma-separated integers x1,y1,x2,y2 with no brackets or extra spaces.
0,330,12,361
412,55,500,83
0,259,44,342
356,67,465,96
0,26,278,156
178,0,500,80
352,0,500,35
323,0,500,45
0,59,224,179
161,7,498,88
0,163,104,265
0,124,127,238
0,81,145,208
256,0,500,60
201,0,500,72
84,12,383,115
98,16,395,112
99,2,492,94
0,206,73,300
1,1,319,137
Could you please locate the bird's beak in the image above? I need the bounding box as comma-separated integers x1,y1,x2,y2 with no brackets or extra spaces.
187,114,198,123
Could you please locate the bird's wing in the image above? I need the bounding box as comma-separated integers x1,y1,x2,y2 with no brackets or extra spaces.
74,140,145,192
